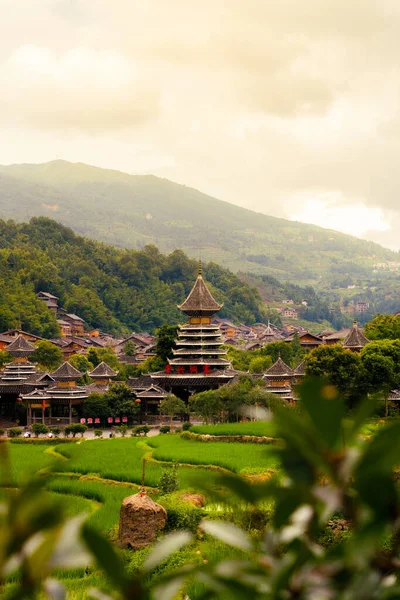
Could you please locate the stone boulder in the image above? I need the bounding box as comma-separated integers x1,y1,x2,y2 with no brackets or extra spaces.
118,492,167,550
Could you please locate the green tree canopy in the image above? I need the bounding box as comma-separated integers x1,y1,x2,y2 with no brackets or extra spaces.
31,340,63,371
364,314,400,341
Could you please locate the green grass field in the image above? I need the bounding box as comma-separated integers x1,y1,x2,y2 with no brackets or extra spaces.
147,435,279,474
190,420,277,437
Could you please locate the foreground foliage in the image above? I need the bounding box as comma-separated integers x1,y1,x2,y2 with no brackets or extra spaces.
4,380,400,598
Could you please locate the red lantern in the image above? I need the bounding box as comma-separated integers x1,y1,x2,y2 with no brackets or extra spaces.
107,417,113,423
135,398,141,404
16,397,22,403
115,417,120,424
87,418,93,424
95,418,100,424
80,418,86,424
122,416,128,423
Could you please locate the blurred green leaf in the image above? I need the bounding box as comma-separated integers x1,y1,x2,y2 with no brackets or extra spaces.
200,520,253,551
143,531,192,572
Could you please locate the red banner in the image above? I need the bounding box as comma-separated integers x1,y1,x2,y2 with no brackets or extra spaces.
107,417,113,423
80,418,86,424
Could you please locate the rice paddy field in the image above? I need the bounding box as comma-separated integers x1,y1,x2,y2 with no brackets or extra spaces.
189,420,277,437
2,433,279,598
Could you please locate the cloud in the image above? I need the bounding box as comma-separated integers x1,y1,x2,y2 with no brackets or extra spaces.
1,1,400,249
0,45,159,131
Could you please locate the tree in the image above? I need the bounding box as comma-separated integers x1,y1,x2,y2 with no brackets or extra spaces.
360,340,400,416
106,383,139,418
31,423,49,437
123,340,136,356
260,341,293,366
82,393,110,420
31,341,63,370
155,325,179,363
159,395,186,430
305,344,363,406
0,351,11,368
189,390,222,424
248,356,272,373
364,314,400,341
69,354,94,373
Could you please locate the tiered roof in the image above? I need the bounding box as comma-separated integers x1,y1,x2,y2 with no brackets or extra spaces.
178,265,222,317
89,361,117,379
7,335,36,358
342,320,370,351
52,362,82,381
264,356,294,379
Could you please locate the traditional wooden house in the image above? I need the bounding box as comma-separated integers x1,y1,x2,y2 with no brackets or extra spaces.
263,355,295,401
284,331,324,350
151,263,236,399
88,362,117,387
62,314,85,337
37,291,59,313
0,335,54,423
23,362,89,426
342,320,370,352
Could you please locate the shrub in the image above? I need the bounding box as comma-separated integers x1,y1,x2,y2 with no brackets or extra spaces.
159,494,205,533
0,428,5,437
182,421,191,431
66,423,88,438
158,464,179,495
117,424,128,437
94,429,103,438
131,425,150,437
32,423,49,437
8,428,22,438
159,425,170,434
51,426,62,437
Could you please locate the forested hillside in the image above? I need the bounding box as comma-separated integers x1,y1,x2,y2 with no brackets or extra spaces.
0,217,268,337
0,160,398,285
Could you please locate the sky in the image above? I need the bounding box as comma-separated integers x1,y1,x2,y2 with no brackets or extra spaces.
1,0,400,251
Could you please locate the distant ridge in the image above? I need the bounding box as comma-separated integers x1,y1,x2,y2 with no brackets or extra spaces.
0,160,398,284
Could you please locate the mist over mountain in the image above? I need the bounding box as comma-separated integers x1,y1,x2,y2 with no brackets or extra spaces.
0,160,398,286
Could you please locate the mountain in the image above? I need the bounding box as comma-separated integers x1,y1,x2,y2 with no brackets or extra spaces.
0,218,269,337
0,160,398,286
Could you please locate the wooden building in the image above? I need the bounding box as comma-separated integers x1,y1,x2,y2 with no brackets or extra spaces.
342,320,370,352
151,263,236,400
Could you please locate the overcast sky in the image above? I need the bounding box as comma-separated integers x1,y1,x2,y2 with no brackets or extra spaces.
2,0,400,251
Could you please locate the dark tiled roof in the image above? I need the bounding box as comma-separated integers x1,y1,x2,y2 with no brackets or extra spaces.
128,374,154,390
178,274,222,315
294,360,306,376
136,385,167,399
51,362,82,380
7,335,36,355
342,321,370,349
89,361,117,378
264,356,294,377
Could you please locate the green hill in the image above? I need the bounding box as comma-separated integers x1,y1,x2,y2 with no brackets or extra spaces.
0,160,398,285
0,218,269,337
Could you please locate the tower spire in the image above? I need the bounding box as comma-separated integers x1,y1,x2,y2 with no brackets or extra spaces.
198,259,202,276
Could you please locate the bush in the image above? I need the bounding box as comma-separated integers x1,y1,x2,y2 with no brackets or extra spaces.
159,425,171,434
117,424,128,437
159,494,205,533
65,423,88,438
158,464,179,495
182,421,191,431
131,425,150,437
32,423,49,437
51,426,62,437
0,428,5,437
8,427,22,438
94,429,103,438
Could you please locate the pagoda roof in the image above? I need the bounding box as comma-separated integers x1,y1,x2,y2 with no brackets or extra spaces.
178,272,222,316
293,359,306,376
7,335,36,355
51,361,82,380
169,357,231,366
136,385,167,399
173,348,227,355
264,356,294,377
89,361,117,378
151,369,236,386
342,320,370,350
